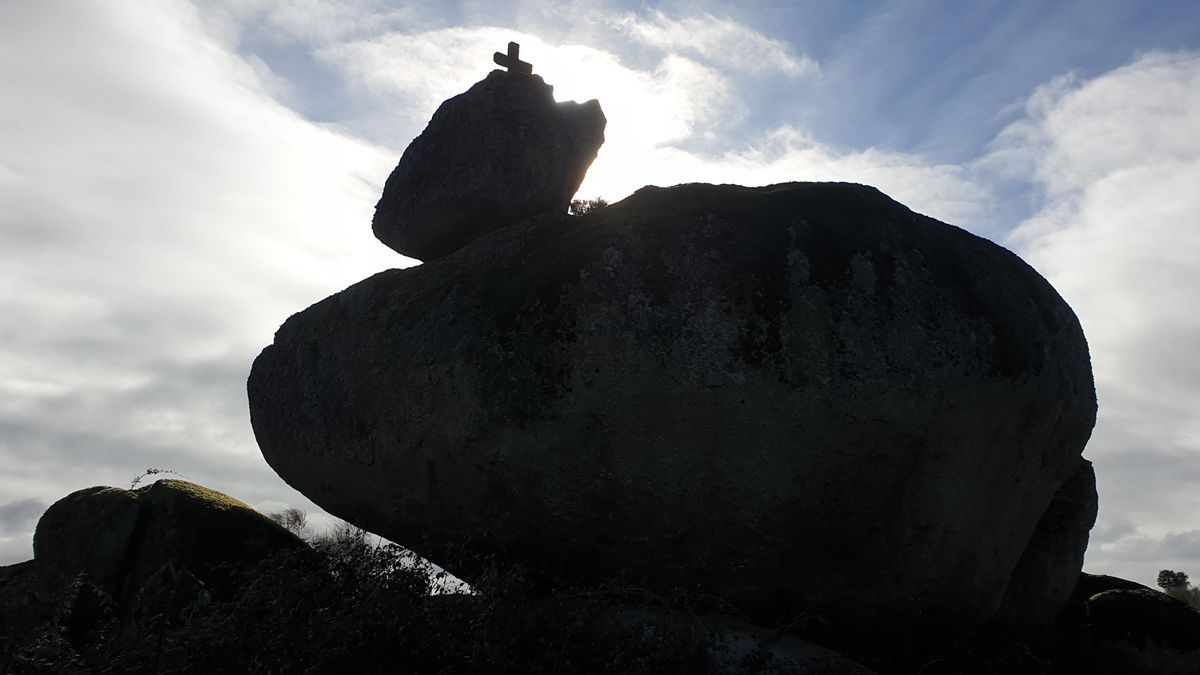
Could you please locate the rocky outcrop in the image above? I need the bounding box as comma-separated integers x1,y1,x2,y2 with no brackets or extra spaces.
1057,572,1152,634
372,70,605,261
1087,589,1200,650
249,181,1097,635
998,457,1098,629
33,479,303,606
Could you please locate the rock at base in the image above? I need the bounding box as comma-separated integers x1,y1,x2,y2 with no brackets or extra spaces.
373,70,606,261
32,479,303,605
1087,589,1200,651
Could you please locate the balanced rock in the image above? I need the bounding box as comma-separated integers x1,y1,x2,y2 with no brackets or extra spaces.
33,479,303,604
249,182,1096,635
373,70,606,261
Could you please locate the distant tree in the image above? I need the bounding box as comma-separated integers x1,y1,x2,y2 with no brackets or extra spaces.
568,197,608,216
1158,569,1200,608
1158,569,1190,592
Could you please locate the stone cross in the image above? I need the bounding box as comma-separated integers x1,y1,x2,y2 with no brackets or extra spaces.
493,41,532,75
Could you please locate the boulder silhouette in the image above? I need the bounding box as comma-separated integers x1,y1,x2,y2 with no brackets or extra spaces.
32,479,303,607
372,70,605,261
249,182,1097,635
1087,589,1200,650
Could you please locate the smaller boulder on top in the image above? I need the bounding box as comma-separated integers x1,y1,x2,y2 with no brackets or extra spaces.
372,42,606,261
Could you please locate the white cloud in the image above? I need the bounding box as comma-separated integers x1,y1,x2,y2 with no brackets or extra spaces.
0,499,44,537
991,51,1200,585
0,0,403,562
203,0,417,45
318,26,528,138
579,124,990,229
614,10,819,79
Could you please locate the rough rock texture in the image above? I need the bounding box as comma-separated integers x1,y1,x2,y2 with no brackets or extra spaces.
997,457,1098,629
1087,589,1200,651
250,182,1097,635
373,70,606,261
33,479,303,605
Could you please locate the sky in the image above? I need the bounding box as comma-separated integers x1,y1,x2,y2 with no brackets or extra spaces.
1,0,1197,591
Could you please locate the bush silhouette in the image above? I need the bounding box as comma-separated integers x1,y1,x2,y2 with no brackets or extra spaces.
4,516,783,674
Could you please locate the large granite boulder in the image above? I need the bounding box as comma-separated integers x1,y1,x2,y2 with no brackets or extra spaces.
373,70,606,261
33,479,303,605
249,182,1096,635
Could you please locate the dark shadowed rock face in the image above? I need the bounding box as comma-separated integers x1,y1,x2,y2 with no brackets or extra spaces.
373,70,605,261
997,457,1098,629
33,480,303,605
250,182,1097,635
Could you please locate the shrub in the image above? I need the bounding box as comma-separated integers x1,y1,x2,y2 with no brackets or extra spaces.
267,507,310,539
568,197,608,216
4,519,786,674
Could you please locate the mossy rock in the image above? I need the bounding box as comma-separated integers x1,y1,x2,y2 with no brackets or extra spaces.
1057,573,1151,630
32,479,304,608
1088,588,1200,651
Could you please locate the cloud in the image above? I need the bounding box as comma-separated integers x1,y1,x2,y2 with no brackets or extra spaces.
0,0,403,562
0,498,45,565
0,499,44,537
989,51,1200,584
614,10,819,79
1160,530,1200,561
579,124,991,229
203,0,418,46
0,538,33,566
1082,524,1200,590
1090,514,1138,546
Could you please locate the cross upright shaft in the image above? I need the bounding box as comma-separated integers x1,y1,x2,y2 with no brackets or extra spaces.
494,41,532,75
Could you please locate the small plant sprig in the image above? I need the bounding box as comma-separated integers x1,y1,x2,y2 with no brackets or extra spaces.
129,468,187,490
